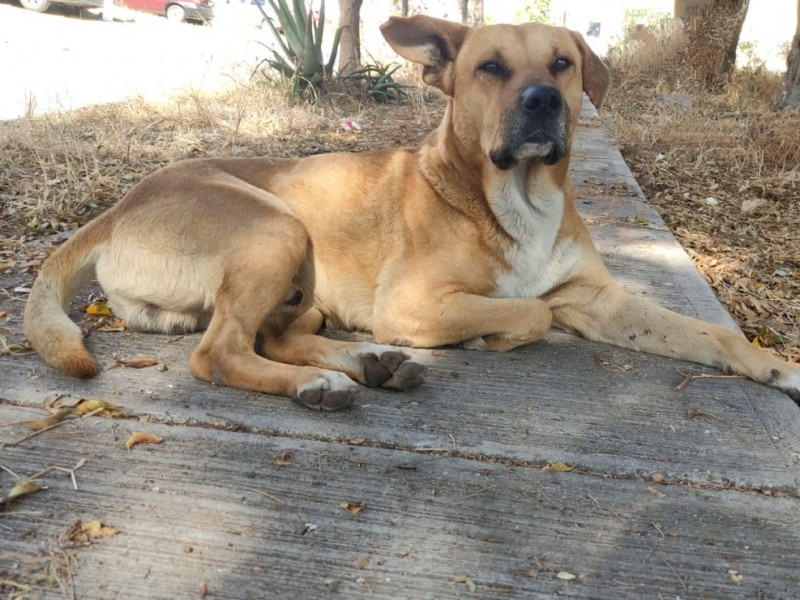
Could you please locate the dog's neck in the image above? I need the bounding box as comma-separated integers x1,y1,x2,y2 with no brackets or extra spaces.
420,103,572,244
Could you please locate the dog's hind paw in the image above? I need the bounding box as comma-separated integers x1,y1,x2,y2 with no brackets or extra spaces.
294,372,359,411
359,348,425,391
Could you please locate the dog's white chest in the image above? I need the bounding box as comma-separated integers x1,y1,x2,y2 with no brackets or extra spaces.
491,176,580,299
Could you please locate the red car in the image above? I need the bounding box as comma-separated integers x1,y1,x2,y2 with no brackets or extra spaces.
121,0,213,23
18,0,213,23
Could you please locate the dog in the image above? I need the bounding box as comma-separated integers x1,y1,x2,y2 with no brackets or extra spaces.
23,15,800,410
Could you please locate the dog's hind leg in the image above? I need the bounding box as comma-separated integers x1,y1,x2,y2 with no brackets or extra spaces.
552,286,800,401
262,308,424,391
188,226,359,411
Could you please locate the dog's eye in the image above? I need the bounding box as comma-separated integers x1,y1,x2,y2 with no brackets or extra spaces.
551,56,573,73
478,61,506,76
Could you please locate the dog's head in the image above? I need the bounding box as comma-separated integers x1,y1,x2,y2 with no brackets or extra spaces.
381,16,610,171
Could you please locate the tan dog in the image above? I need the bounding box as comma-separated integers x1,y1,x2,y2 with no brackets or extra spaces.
24,16,800,409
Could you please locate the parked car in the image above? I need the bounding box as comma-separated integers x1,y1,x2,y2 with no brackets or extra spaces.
121,0,213,23
18,0,103,13
18,0,213,23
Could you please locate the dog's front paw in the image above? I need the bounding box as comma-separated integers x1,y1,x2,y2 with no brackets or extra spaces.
357,347,424,391
294,371,359,411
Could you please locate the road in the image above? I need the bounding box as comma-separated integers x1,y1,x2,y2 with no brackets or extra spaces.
0,1,269,120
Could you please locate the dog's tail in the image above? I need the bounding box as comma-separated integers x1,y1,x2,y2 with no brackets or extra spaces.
23,212,114,378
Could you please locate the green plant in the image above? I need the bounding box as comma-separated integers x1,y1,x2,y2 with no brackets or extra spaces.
515,0,553,25
345,59,409,103
258,0,341,89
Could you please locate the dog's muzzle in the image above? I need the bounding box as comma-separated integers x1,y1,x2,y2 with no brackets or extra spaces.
489,85,569,170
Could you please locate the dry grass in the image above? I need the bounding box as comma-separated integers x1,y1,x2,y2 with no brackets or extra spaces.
0,73,439,253
604,24,799,362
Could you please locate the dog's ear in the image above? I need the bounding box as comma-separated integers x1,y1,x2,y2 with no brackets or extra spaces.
569,31,611,109
380,15,468,96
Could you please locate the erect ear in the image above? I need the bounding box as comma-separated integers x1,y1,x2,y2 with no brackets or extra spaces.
569,31,611,109
380,15,468,97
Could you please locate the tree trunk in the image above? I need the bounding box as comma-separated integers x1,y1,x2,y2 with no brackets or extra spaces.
401,0,409,17
337,0,363,77
778,0,800,109
459,0,469,24
472,0,483,26
675,0,749,88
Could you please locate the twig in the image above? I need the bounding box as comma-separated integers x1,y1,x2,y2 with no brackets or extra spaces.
654,552,687,591
588,494,625,522
675,370,744,391
0,465,20,479
247,488,284,504
652,522,666,540
6,418,72,447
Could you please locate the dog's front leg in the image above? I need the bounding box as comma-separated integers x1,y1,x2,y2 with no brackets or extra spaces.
262,308,424,391
374,292,553,352
552,286,800,400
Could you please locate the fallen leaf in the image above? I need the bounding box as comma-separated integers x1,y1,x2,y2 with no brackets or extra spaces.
27,408,74,431
0,310,7,318
1,479,43,505
348,437,366,446
125,432,164,451
274,451,293,466
542,462,575,473
354,554,371,570
454,576,477,592
59,520,119,546
556,571,577,580
199,582,208,598
27,397,124,430
86,301,113,316
340,500,365,515
0,261,15,273
73,398,124,417
727,569,743,583
80,520,120,539
646,486,666,498
117,357,159,369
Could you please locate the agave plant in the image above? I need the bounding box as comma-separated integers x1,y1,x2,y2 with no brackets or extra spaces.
345,60,410,103
258,0,341,88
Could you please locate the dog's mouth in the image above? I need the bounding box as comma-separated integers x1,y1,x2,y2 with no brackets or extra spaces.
489,133,565,170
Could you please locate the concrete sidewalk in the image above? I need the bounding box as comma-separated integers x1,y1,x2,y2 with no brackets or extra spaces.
1,100,799,599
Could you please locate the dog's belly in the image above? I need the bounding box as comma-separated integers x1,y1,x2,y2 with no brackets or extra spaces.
495,238,581,299
312,265,376,332
96,246,218,320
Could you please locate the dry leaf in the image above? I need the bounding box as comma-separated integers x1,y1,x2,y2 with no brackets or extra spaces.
727,569,743,583
27,408,74,431
97,318,127,332
60,520,119,546
274,451,293,466
556,571,577,580
454,576,477,592
74,398,123,416
125,432,164,450
348,437,366,446
354,554,371,569
340,501,365,515
1,479,43,505
86,301,113,316
199,582,208,598
80,520,120,539
542,462,575,473
27,397,123,430
117,357,159,369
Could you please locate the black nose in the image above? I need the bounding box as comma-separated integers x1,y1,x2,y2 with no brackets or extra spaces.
520,85,562,116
